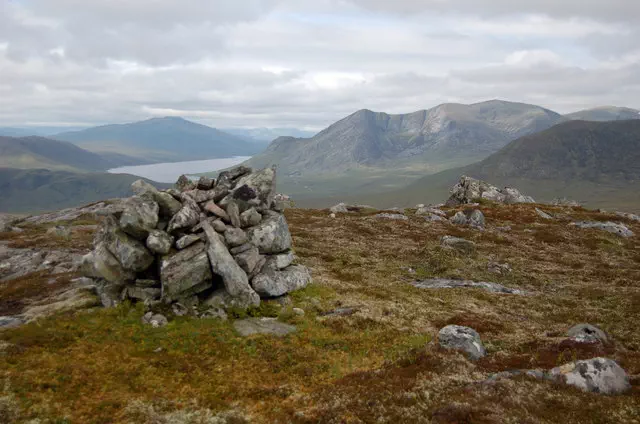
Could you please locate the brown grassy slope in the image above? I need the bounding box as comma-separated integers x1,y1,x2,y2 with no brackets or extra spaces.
0,204,639,423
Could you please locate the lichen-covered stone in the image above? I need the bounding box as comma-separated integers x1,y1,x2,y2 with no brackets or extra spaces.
160,242,212,302
247,213,292,254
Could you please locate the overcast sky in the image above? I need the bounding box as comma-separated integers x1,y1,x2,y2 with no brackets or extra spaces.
1,0,639,129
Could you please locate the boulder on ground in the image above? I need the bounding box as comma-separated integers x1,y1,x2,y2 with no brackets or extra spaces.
438,325,486,360
449,209,485,228
567,323,609,345
251,264,311,298
141,312,168,328
549,358,630,395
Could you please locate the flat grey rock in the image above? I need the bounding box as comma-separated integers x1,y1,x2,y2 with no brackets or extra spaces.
160,242,212,302
233,317,296,337
412,278,523,295
0,316,23,329
570,221,634,238
374,213,408,221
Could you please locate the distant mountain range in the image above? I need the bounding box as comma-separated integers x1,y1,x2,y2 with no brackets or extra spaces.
0,136,149,172
240,101,638,200
0,168,169,213
53,117,261,163
223,127,316,142
565,106,640,122
327,119,640,211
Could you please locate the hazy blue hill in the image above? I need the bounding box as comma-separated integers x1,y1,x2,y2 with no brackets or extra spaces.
0,168,169,213
0,136,120,172
223,127,316,142
565,106,640,122
54,117,262,162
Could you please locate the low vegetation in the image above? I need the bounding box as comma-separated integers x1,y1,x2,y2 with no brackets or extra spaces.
1,203,639,423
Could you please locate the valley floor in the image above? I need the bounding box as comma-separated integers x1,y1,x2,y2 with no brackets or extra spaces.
1,203,639,423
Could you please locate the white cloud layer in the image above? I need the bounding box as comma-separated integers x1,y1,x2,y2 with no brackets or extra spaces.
1,0,639,129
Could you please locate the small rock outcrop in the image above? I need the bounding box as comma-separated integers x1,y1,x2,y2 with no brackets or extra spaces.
438,325,486,360
549,358,631,395
375,213,408,221
570,221,634,238
80,166,311,313
447,176,535,206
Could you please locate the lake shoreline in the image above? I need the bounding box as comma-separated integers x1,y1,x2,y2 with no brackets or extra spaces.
107,156,251,183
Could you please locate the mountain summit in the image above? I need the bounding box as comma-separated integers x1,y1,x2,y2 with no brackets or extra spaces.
246,100,563,176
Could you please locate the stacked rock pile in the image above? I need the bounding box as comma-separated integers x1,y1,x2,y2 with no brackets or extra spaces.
80,166,311,312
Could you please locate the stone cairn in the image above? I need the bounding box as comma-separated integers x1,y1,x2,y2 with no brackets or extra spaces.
80,166,311,315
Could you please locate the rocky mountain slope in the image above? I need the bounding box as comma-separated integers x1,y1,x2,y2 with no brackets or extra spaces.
0,168,168,213
0,173,638,423
358,120,640,211
245,100,564,177
566,106,640,122
54,116,261,163
0,135,138,172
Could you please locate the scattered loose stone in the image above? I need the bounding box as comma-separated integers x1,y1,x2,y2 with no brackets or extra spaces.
412,278,523,295
320,307,360,317
567,323,609,345
416,206,446,217
141,312,168,328
292,308,305,316
615,211,640,222
0,316,23,329
535,208,554,220
329,213,336,219
438,325,486,360
441,235,476,254
570,221,634,238
549,358,631,395
449,211,468,225
487,261,512,275
423,213,446,222
375,213,408,221
233,317,296,337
